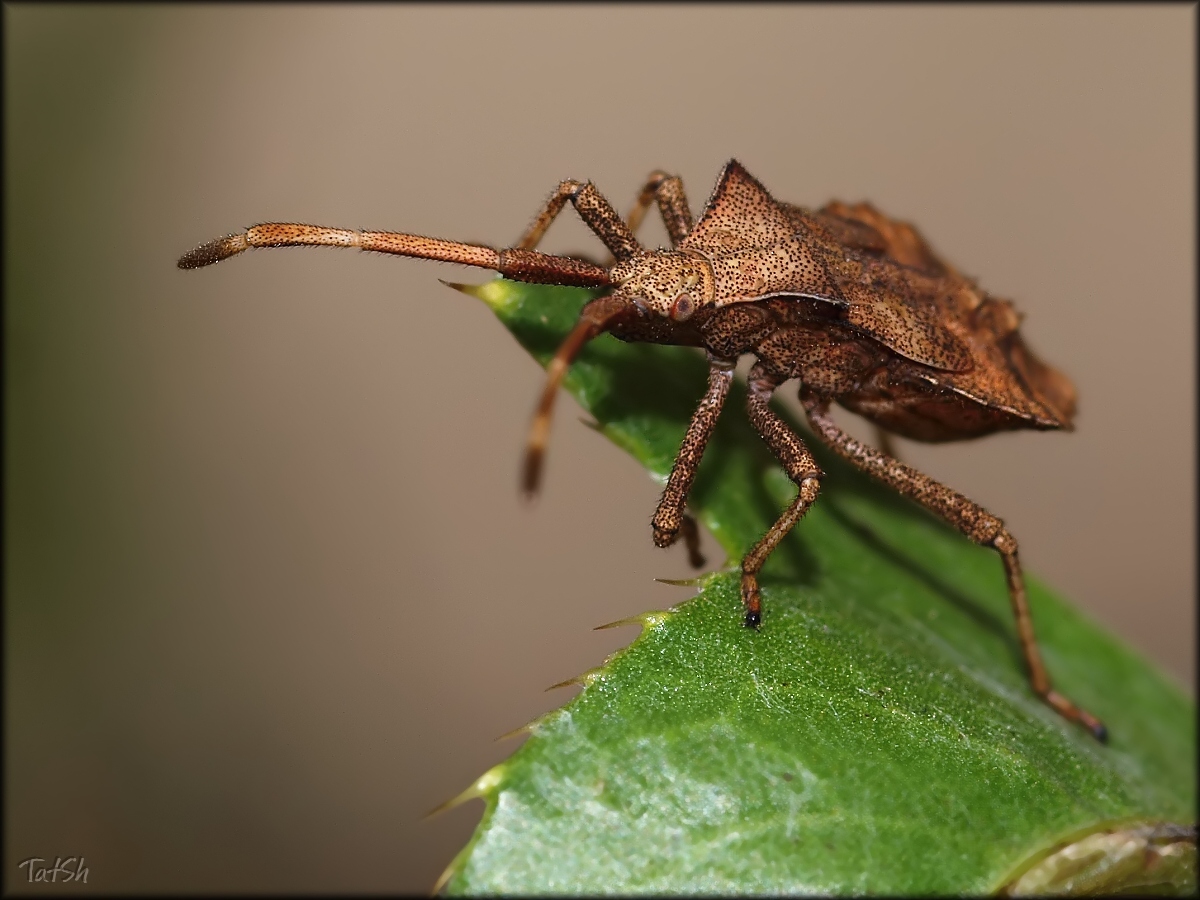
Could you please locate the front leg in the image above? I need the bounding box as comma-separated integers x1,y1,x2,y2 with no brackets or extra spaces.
623,171,694,248
803,395,1106,742
652,356,735,568
515,180,642,261
518,170,695,264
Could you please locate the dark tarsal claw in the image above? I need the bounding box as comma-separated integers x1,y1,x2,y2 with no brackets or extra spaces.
743,610,762,629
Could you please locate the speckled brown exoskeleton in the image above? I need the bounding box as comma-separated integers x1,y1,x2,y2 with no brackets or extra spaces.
179,160,1105,741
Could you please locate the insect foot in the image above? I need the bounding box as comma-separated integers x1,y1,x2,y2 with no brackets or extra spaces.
740,571,763,630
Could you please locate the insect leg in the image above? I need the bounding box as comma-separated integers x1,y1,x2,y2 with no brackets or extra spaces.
740,365,823,629
177,224,610,286
623,171,694,248
676,516,705,570
803,396,1107,742
521,293,636,496
515,181,642,261
651,356,735,568
873,425,899,460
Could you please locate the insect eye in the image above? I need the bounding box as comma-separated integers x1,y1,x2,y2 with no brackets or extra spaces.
670,292,695,322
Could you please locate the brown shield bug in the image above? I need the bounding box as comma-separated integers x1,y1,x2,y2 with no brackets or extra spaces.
179,160,1105,741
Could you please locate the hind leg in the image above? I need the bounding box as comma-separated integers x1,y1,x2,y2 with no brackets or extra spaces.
804,394,1106,742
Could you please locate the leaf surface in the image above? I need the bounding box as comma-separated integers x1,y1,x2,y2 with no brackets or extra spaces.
439,279,1195,895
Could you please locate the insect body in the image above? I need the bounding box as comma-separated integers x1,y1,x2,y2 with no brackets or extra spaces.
179,160,1104,741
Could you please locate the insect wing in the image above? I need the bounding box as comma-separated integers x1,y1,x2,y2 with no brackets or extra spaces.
684,161,973,373
817,200,951,276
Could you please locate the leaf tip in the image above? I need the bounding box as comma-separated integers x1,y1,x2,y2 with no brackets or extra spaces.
431,861,457,897
638,610,673,629
496,709,560,742
654,575,705,587
440,278,480,296
550,667,606,691
596,610,674,637
441,276,511,312
425,764,507,821
493,722,532,743
593,614,645,631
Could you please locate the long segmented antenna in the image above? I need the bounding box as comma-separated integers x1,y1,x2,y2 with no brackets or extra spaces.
177,223,611,287
521,293,632,498
179,221,633,498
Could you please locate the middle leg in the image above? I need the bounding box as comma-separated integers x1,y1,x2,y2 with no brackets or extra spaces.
740,365,823,628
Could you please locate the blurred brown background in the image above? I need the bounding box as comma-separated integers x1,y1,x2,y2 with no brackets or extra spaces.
5,5,1193,893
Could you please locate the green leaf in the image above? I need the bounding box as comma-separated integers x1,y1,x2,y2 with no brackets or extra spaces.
438,279,1195,895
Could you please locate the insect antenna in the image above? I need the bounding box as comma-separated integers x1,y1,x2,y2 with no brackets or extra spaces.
522,293,632,498
177,223,611,287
